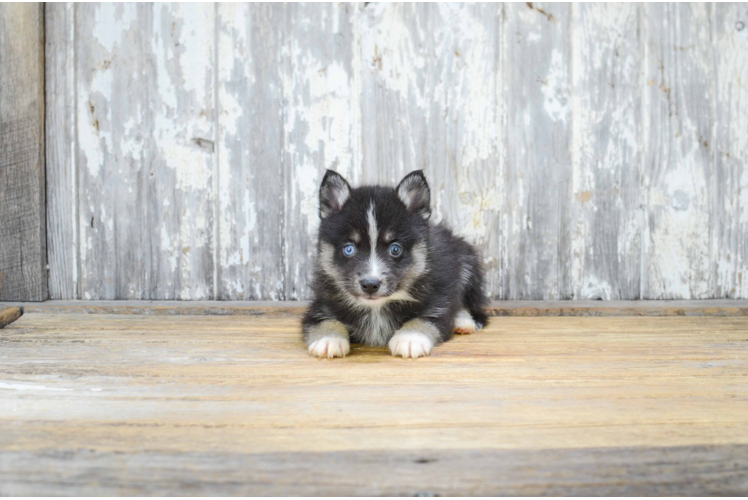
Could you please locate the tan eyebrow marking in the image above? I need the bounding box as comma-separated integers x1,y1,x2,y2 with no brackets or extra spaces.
351,231,362,244
384,230,395,242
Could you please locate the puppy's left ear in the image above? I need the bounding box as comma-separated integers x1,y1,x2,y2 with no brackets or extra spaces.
319,169,351,219
397,170,431,219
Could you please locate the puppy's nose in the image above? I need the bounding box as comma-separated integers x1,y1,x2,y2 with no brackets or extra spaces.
360,278,381,295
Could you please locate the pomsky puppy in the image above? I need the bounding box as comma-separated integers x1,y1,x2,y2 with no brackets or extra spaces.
303,170,488,359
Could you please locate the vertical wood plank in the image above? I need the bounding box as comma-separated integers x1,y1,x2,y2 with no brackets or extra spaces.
713,3,748,298
641,3,714,299
504,2,573,299
570,4,642,300
45,3,77,299
359,4,428,186
75,3,149,299
216,4,286,300
76,3,215,299
149,3,215,299
421,4,504,298
282,3,358,300
0,3,47,301
358,4,504,297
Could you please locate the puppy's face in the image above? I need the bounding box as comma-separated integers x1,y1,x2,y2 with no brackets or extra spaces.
317,170,431,307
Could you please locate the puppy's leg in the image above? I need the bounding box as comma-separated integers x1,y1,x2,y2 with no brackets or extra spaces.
388,318,440,359
461,255,489,329
453,308,477,335
305,319,350,359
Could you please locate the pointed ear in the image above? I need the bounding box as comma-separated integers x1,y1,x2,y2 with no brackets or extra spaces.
319,170,351,218
396,170,431,219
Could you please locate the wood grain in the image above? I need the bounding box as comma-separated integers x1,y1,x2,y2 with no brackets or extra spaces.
45,3,77,300
570,4,642,300
282,3,358,300
504,2,573,300
424,4,504,298
642,4,714,299
2,446,747,496
216,4,286,300
1,312,747,494
0,3,46,301
73,4,216,300
713,3,748,299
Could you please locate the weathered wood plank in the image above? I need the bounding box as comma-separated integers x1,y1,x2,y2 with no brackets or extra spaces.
1,313,748,494
282,3,359,300
75,3,150,299
2,445,747,496
216,4,285,300
45,3,78,300
713,3,748,298
503,3,573,299
148,3,216,299
0,3,46,301
358,3,427,186
423,4,504,299
357,4,505,296
75,4,215,299
642,3,715,299
570,4,642,300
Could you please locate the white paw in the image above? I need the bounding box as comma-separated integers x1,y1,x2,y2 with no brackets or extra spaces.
308,336,350,358
453,309,476,335
388,331,434,359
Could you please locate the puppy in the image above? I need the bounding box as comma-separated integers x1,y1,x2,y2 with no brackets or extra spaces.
302,170,488,359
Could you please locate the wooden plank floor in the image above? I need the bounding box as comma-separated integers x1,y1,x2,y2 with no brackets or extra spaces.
1,311,748,495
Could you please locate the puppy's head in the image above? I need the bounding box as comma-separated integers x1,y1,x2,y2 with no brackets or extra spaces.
317,170,431,307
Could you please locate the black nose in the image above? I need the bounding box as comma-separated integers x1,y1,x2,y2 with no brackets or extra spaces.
360,278,381,294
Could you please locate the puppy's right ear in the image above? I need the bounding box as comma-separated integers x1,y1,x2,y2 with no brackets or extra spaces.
319,170,351,219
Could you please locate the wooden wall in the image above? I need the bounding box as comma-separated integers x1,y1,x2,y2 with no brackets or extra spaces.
41,3,748,301
0,3,46,301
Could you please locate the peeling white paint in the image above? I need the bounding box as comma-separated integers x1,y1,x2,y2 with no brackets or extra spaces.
542,50,570,124
92,3,136,54
52,3,748,301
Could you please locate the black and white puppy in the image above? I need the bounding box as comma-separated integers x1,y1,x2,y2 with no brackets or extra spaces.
302,170,488,359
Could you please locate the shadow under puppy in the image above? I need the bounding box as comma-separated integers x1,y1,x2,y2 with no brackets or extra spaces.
303,170,488,359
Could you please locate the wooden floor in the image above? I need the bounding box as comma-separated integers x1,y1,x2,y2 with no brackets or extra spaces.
1,306,748,495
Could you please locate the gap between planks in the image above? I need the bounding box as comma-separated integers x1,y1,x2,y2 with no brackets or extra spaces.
1,300,748,318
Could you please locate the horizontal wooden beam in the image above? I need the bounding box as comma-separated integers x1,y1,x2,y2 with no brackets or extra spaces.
3,445,747,496
1,300,747,317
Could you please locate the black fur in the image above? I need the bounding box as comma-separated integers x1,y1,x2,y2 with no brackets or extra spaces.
303,170,488,349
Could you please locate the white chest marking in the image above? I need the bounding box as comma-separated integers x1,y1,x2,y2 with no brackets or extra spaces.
357,309,397,346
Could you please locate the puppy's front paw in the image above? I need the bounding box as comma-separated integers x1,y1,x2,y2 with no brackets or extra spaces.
388,331,434,359
309,336,350,358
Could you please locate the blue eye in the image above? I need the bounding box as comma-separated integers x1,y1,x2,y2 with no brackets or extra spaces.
343,244,356,257
389,243,403,257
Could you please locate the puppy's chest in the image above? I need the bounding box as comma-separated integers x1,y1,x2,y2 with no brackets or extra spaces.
349,309,400,346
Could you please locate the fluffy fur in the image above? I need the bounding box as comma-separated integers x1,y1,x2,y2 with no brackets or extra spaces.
302,170,488,359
